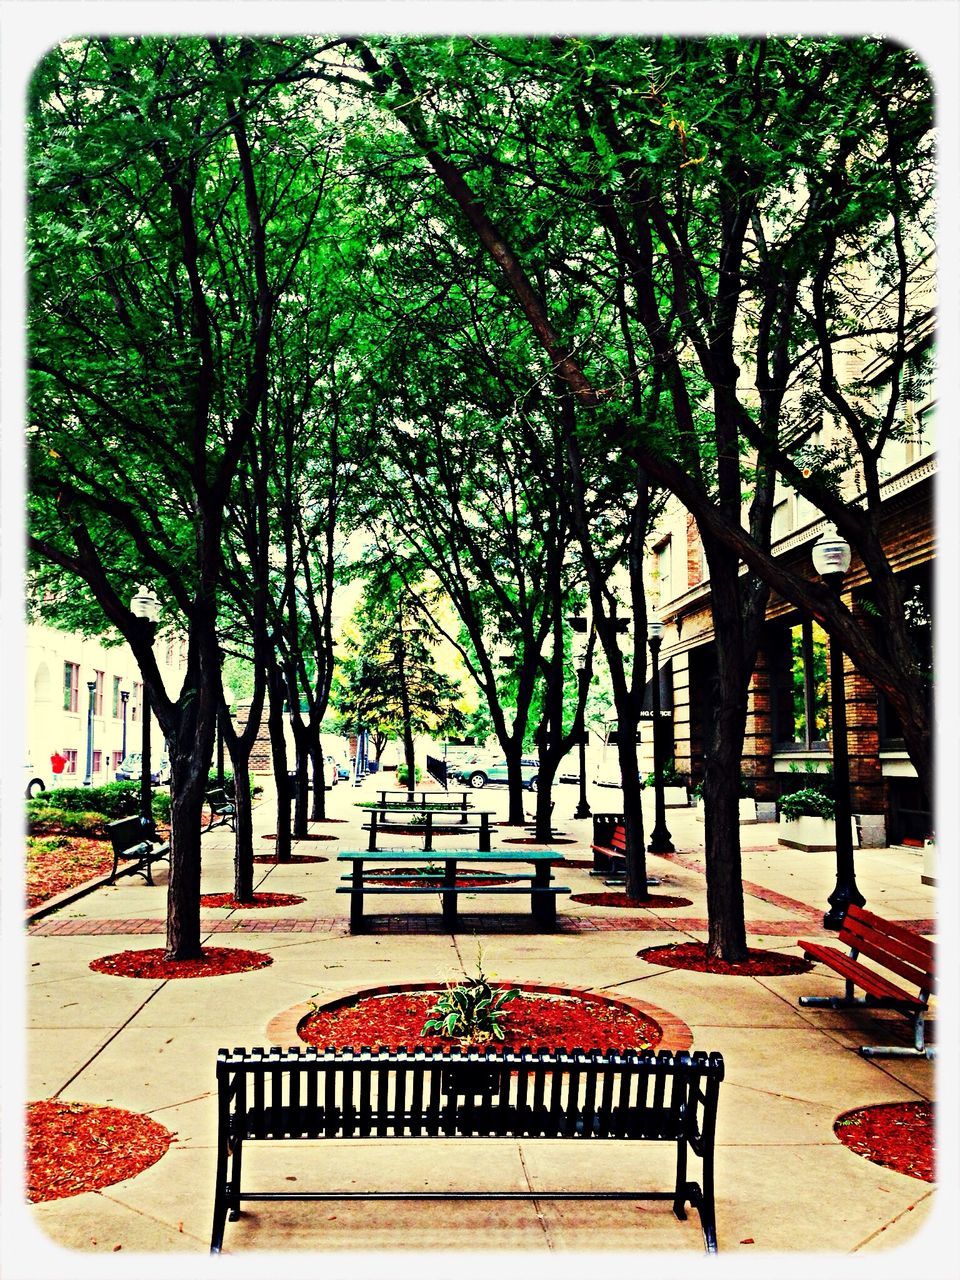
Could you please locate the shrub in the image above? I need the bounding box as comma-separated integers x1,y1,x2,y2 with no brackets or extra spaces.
27,807,105,837
642,757,685,789
29,781,142,819
779,788,836,821
421,948,519,1045
151,792,172,824
396,764,422,787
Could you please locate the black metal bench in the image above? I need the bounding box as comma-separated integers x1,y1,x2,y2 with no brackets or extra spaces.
107,815,169,886
204,788,236,834
210,1044,725,1254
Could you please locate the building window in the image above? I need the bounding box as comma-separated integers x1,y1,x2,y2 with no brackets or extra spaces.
654,537,673,603
877,571,933,748
92,749,102,775
112,750,124,772
63,662,79,713
112,676,122,718
131,681,142,722
770,620,830,750
93,670,104,716
63,749,78,774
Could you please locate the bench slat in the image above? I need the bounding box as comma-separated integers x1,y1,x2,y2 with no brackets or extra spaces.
839,905,933,990
799,940,922,1008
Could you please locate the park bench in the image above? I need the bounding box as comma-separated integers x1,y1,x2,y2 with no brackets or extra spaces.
798,903,935,1058
107,815,169,886
210,1043,725,1254
203,788,237,834
337,850,570,931
591,814,626,876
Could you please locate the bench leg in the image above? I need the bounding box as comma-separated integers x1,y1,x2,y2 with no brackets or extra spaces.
143,856,154,887
442,860,458,926
860,1009,935,1058
350,863,365,932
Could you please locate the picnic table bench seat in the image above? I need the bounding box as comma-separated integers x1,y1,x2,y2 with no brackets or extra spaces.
210,1044,725,1255
798,903,935,1058
107,815,169,886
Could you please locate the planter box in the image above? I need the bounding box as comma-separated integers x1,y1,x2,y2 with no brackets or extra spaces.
778,815,859,852
695,798,759,824
922,839,936,887
663,786,689,808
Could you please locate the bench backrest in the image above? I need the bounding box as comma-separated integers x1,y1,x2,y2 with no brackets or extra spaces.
609,824,627,853
206,788,227,804
107,815,152,851
217,1046,723,1146
839,903,934,993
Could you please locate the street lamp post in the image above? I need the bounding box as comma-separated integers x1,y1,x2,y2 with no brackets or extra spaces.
82,679,97,786
120,689,130,759
130,586,160,828
569,615,591,820
811,527,865,929
646,618,675,854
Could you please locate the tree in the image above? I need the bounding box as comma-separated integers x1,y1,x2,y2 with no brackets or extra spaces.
332,568,466,791
27,36,333,956
344,34,935,953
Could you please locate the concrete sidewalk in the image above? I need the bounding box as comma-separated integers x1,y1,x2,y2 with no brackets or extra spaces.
13,774,945,1276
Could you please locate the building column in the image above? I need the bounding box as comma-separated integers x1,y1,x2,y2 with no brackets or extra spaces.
743,646,777,801
670,650,692,782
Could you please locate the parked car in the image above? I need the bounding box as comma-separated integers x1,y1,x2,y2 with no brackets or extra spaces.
454,756,539,791
115,751,171,785
331,755,351,780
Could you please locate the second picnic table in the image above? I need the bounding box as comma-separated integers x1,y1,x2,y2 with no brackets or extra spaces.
357,801,493,851
335,849,570,931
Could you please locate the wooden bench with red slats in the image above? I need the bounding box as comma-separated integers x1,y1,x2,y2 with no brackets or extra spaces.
798,903,935,1058
591,814,626,876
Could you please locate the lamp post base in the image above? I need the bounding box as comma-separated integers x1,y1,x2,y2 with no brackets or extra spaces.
648,830,675,855
574,798,592,820
823,885,866,931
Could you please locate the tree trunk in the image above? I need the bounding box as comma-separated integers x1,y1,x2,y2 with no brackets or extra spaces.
533,763,556,841
232,756,255,903
267,669,292,863
293,736,310,838
164,755,206,960
502,737,527,825
617,727,649,900
309,740,328,820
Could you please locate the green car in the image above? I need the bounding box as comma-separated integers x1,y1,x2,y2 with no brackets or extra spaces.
455,756,539,790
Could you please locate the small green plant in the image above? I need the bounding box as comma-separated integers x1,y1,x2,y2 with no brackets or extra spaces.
421,947,519,1045
642,758,685,789
27,806,105,837
779,788,836,821
396,764,422,787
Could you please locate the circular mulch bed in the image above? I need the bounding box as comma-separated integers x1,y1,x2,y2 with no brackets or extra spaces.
27,1100,173,1202
262,832,337,841
310,818,349,824
502,836,577,845
299,983,663,1054
251,853,329,865
90,947,274,979
556,857,599,869
638,942,812,976
834,1101,934,1181
572,891,693,909
200,892,306,909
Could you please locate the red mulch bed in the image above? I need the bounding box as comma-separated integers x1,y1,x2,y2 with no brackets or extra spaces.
262,833,337,841
638,941,812,975
572,891,693,909
26,836,113,909
366,869,520,889
251,854,328,864
300,989,663,1054
200,892,306,909
502,836,576,845
557,858,599,869
311,818,349,823
27,1100,173,1202
834,1101,935,1181
89,947,273,979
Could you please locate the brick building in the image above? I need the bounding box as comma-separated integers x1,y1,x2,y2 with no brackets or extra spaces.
651,451,934,846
